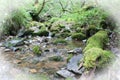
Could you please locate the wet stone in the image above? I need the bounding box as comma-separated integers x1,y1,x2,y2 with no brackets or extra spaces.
4,49,11,52
29,69,37,73
67,48,82,54
56,69,75,78
4,39,25,48
67,54,83,74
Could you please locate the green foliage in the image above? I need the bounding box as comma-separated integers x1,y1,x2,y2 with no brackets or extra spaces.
65,77,73,80
83,31,108,52
67,54,74,62
36,30,49,36
2,8,32,35
71,32,86,41
32,45,42,56
61,7,108,28
53,39,67,45
83,48,114,69
48,56,63,62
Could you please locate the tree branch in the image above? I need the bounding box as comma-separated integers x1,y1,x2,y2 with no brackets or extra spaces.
36,0,46,16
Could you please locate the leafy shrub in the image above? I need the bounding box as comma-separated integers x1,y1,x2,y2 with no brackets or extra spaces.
2,8,32,35
32,45,42,56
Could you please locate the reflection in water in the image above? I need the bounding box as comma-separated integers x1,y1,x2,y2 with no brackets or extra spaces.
0,48,49,80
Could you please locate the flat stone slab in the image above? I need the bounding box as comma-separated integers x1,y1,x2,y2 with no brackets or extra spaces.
57,69,75,78
67,54,84,74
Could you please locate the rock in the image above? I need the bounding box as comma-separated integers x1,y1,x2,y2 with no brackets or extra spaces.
48,56,64,62
0,42,3,47
29,69,37,73
4,38,25,48
4,49,11,52
33,30,49,37
67,54,84,74
30,26,40,33
82,39,87,44
71,33,86,41
67,48,82,54
65,36,72,41
17,29,34,37
44,49,50,52
10,47,19,52
41,37,49,43
13,60,22,64
57,69,75,78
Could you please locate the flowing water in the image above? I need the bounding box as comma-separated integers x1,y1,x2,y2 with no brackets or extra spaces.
0,0,120,80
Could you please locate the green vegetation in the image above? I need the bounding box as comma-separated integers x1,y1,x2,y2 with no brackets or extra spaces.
53,39,67,45
71,32,86,41
83,31,109,52
35,30,49,36
67,54,74,62
48,56,63,62
83,48,114,69
32,45,42,56
0,0,116,79
2,8,32,35
82,31,114,69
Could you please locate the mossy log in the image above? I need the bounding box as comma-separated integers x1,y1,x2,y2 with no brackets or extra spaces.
83,31,108,52
82,30,114,69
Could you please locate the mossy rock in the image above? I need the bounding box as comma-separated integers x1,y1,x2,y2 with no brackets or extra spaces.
32,45,42,56
53,39,67,45
59,33,70,38
83,47,114,69
34,30,49,37
67,54,74,62
71,33,86,41
29,21,45,28
50,21,69,33
83,30,108,52
48,56,63,62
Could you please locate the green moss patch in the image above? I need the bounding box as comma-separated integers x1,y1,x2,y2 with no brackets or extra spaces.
48,56,64,62
53,39,67,45
71,33,86,41
83,48,114,69
82,30,114,69
32,45,42,56
83,31,108,52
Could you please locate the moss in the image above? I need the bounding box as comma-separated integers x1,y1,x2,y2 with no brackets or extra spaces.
34,30,49,37
82,30,114,69
48,56,63,62
32,45,42,56
50,21,68,33
71,33,86,41
83,48,114,69
65,77,73,80
59,33,70,38
83,30,108,52
53,39,67,45
67,54,74,62
31,21,44,26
